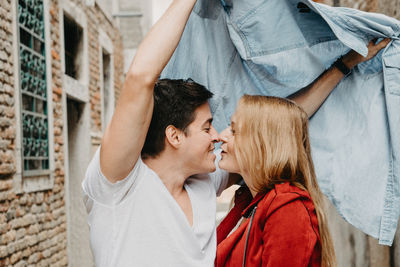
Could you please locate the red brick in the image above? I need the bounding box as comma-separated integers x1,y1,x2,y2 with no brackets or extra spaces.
51,49,60,61
53,87,62,96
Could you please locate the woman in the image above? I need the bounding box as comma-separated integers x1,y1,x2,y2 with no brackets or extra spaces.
216,95,336,267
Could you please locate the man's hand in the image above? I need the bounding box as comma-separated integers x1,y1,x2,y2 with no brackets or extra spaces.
343,38,391,69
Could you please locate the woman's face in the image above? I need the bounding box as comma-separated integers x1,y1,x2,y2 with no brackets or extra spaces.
218,115,241,174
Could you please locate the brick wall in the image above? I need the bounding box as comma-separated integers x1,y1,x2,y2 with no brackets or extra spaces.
320,0,400,16
339,0,378,12
379,0,400,18
0,0,16,176
86,2,125,135
336,0,400,16
0,0,124,265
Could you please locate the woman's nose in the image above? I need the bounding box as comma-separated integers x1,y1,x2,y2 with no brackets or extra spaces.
219,128,229,142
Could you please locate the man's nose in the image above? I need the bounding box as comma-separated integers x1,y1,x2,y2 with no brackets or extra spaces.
210,126,220,142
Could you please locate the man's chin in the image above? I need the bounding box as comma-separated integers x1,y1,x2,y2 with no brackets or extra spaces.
195,162,216,174
206,161,217,173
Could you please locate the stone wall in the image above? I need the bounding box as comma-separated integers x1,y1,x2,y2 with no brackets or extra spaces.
0,0,125,265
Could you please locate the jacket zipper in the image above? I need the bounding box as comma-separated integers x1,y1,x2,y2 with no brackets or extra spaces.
242,206,257,267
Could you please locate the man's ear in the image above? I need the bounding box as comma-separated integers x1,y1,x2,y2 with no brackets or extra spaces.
165,125,184,148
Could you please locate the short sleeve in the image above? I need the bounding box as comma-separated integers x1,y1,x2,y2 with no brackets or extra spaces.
209,150,229,196
261,199,318,266
82,147,144,206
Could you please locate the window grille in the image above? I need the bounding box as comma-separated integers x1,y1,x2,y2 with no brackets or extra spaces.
17,0,50,176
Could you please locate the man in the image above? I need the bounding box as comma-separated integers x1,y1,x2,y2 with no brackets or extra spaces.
82,0,389,266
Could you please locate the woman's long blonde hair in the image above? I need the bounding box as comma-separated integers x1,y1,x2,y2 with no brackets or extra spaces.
234,95,336,267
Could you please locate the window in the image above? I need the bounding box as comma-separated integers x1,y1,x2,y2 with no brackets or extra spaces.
63,14,83,79
102,50,112,127
17,0,50,176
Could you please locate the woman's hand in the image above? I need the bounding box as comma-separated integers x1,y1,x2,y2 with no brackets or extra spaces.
342,38,391,69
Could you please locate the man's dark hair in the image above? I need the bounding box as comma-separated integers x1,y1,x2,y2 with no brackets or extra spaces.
141,78,213,158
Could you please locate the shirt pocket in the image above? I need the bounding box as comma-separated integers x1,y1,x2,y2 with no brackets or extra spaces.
231,1,336,58
384,55,400,96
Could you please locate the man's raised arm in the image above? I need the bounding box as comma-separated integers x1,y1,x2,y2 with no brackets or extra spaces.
289,38,390,118
100,0,197,183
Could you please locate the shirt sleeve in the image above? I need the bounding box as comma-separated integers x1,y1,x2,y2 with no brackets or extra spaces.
261,199,319,266
209,149,230,196
82,147,144,206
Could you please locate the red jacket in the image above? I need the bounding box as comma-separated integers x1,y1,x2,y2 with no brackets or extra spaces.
216,182,321,267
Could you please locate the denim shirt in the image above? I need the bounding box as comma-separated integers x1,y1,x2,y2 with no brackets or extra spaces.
161,0,400,245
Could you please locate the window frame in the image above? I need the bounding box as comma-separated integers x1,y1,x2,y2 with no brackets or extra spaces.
98,29,115,132
13,0,55,193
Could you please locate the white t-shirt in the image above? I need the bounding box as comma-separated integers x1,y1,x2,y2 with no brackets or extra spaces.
82,148,229,267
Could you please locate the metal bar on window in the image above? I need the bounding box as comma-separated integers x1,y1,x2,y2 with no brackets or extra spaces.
18,0,50,174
